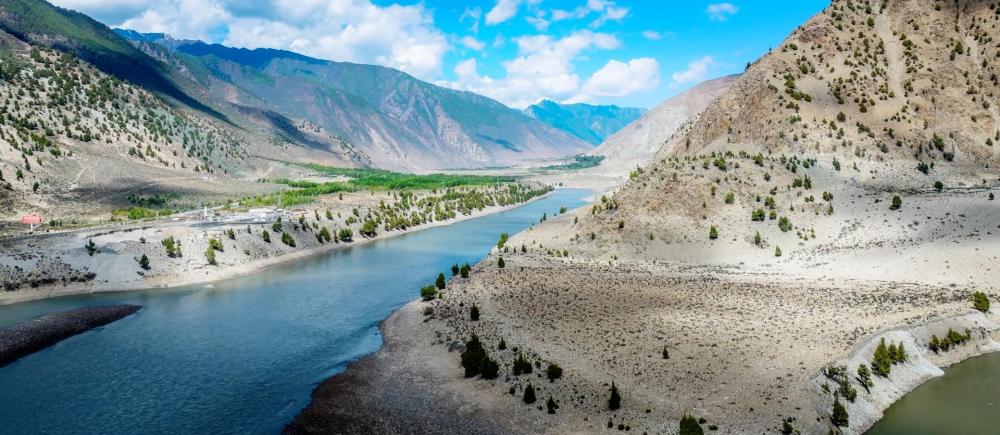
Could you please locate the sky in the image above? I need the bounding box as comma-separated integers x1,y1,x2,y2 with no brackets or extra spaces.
51,0,830,109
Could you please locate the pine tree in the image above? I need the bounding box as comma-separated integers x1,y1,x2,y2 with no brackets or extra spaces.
872,338,892,377
470,305,480,321
608,382,621,410
709,225,719,240
498,256,505,268
460,263,471,278
662,346,670,359
435,272,446,290
857,363,874,391
451,263,460,276
547,396,558,414
460,334,486,378
138,254,150,270
512,353,532,375
523,383,536,404
831,395,849,427
774,246,782,257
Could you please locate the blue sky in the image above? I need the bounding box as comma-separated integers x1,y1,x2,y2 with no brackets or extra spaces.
53,0,829,109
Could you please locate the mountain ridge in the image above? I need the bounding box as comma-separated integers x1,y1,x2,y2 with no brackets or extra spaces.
524,99,646,146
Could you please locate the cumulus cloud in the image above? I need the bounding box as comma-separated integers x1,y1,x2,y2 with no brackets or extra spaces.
485,0,521,25
671,56,714,84
706,2,739,21
441,30,623,108
577,58,659,99
52,0,449,80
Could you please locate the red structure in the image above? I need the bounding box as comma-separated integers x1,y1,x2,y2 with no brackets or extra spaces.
20,215,42,232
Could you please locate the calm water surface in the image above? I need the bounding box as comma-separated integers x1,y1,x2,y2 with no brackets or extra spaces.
866,351,1000,435
0,188,589,435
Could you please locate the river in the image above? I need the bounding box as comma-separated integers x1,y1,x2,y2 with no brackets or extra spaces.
0,188,590,435
866,351,1000,435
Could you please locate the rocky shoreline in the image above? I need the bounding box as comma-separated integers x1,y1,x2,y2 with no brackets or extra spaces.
0,304,141,367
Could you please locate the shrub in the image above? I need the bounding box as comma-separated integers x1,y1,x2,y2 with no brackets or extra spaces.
162,236,181,257
281,232,296,247
754,231,762,246
85,239,97,256
751,208,766,221
679,415,704,435
498,256,505,268
546,363,563,382
934,181,944,192
209,238,224,252
512,353,532,375
778,216,792,232
608,382,621,410
547,396,558,414
973,291,990,312
262,230,271,243
420,285,437,301
226,228,236,240
480,356,499,379
138,254,150,270
319,227,331,242
338,228,353,241
205,246,217,265
724,192,735,204
709,226,719,240
890,195,902,210
436,273,447,290
775,246,782,257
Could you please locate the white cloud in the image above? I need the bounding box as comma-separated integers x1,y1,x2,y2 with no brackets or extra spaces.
441,30,622,108
641,30,662,40
578,58,659,99
53,0,450,80
485,0,522,25
671,56,714,84
460,36,486,51
525,14,550,31
706,2,739,21
549,0,628,28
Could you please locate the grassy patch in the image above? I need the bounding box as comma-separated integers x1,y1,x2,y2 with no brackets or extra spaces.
300,164,517,190
542,155,605,170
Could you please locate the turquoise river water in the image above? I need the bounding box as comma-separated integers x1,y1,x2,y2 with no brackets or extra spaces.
0,188,589,435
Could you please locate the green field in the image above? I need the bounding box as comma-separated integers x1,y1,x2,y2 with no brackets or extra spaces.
542,155,605,170
300,164,517,189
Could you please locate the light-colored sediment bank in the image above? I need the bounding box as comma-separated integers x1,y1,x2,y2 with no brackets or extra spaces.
0,188,555,306
287,166,1000,434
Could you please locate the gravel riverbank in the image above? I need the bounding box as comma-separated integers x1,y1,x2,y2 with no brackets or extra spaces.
0,304,141,367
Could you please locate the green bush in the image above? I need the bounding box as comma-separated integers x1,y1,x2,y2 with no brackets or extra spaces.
831,395,849,427
512,353,532,375
420,285,437,301
679,415,704,435
973,291,990,312
281,232,296,247
709,226,719,240
890,195,902,210
546,363,563,382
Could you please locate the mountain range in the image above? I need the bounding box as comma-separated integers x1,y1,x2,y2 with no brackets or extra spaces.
524,100,645,146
